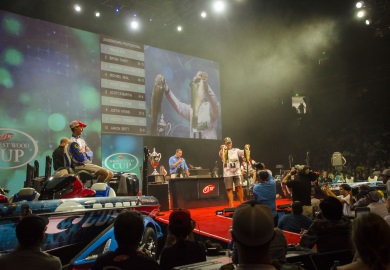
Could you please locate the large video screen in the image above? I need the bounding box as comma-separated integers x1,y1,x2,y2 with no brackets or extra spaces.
0,10,221,193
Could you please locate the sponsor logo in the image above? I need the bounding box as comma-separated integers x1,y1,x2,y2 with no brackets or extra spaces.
203,184,215,194
0,128,39,170
0,133,13,141
104,153,139,172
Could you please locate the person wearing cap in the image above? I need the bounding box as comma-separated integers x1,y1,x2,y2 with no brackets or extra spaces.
231,201,277,269
52,137,69,171
68,120,114,183
365,190,387,218
277,201,313,234
0,215,62,270
253,170,279,226
162,71,221,139
379,168,390,197
91,210,160,270
159,209,206,270
219,137,247,207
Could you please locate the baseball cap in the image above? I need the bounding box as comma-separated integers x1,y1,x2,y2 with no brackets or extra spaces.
366,190,381,202
169,209,192,236
232,201,275,247
381,169,390,177
16,214,48,242
69,120,87,128
224,137,232,144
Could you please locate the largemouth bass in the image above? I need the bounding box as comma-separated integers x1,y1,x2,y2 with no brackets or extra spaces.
244,144,250,162
222,146,228,166
190,77,204,129
150,74,165,135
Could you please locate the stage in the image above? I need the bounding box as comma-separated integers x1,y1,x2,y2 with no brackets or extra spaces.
154,198,301,246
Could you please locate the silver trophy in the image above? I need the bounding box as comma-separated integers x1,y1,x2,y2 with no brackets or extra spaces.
149,148,162,175
157,114,171,136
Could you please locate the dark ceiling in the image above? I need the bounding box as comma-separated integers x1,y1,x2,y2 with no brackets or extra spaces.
1,0,389,166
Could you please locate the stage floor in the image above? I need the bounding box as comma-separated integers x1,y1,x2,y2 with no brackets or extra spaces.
154,198,301,245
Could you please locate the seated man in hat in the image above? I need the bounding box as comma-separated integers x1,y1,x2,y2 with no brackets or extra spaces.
230,201,278,269
365,190,387,218
0,215,62,270
159,209,206,270
66,120,113,183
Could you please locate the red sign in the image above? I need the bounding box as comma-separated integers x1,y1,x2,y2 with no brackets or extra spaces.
0,133,13,140
203,184,215,194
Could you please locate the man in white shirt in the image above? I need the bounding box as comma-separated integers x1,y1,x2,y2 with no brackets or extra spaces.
219,137,247,207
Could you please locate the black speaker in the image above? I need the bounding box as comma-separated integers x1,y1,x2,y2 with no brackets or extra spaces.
148,183,169,211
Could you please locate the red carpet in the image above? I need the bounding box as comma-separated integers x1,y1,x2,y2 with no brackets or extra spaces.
155,199,301,244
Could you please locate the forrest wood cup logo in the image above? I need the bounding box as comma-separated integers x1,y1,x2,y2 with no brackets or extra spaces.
0,128,39,169
104,153,139,172
203,184,215,194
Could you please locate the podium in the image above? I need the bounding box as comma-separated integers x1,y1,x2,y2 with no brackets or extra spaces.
148,183,169,211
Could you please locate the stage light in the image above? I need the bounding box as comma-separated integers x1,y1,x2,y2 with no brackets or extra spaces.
74,4,81,12
213,1,226,13
95,12,100,17
365,19,370,25
201,11,207,18
357,10,365,18
130,20,139,30
115,7,120,13
177,25,182,32
356,1,364,8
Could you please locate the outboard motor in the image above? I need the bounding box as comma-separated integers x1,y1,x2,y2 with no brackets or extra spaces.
40,174,96,200
116,173,139,196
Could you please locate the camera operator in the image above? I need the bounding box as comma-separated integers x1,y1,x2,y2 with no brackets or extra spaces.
282,165,317,217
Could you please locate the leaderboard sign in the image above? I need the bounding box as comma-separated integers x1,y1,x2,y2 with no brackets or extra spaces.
100,35,146,135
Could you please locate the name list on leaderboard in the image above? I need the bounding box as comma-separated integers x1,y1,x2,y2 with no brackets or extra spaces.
100,35,146,135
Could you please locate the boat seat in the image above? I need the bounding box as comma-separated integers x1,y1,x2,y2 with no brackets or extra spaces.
9,188,40,202
91,183,116,197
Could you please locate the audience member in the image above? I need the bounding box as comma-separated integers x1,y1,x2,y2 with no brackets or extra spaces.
379,168,390,196
324,184,354,217
231,201,277,269
384,196,390,225
277,201,313,234
0,215,62,270
337,213,390,270
350,189,369,210
91,210,159,270
300,196,352,253
282,165,315,217
365,190,388,218
253,170,278,226
159,209,206,270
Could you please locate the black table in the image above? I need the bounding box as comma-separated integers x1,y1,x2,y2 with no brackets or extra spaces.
169,177,228,209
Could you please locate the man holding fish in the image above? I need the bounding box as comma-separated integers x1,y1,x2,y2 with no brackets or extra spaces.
219,137,250,208
150,71,220,139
